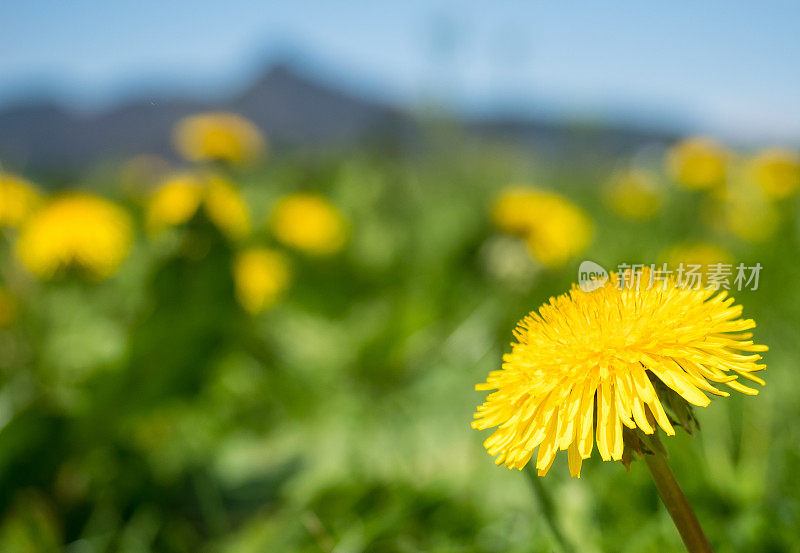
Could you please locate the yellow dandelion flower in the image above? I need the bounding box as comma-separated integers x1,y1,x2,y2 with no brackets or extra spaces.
0,287,16,328
204,174,251,241
747,148,800,199
173,112,265,165
491,188,593,268
492,188,544,236
473,267,766,477
16,193,133,280
724,202,778,243
145,173,205,234
233,247,291,314
270,193,348,256
667,137,729,190
145,173,250,241
0,172,41,228
602,169,662,220
660,242,732,268
709,187,778,243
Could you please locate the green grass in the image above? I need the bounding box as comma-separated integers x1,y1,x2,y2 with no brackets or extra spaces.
1,133,799,553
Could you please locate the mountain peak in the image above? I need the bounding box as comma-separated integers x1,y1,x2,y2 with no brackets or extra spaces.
0,63,405,169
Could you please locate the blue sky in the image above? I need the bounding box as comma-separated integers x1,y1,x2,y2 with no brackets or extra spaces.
2,0,799,142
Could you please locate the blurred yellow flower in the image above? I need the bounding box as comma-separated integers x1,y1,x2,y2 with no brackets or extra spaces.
473,267,766,477
146,173,205,233
722,200,777,244
667,137,729,190
270,193,348,256
173,112,265,165
0,287,16,328
491,187,593,268
708,186,778,243
747,148,800,199
16,193,133,280
204,174,251,241
0,172,41,228
660,242,732,268
233,247,291,314
146,173,250,241
602,169,662,220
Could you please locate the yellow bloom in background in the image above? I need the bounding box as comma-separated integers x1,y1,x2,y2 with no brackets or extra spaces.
709,187,778,244
233,247,291,314
0,287,16,328
16,193,133,280
270,193,348,256
473,267,766,477
145,173,205,234
492,188,545,236
602,169,662,220
491,187,593,268
145,173,250,240
723,202,778,244
660,242,732,268
747,148,800,199
0,172,41,228
173,112,265,165
204,174,251,241
666,137,729,190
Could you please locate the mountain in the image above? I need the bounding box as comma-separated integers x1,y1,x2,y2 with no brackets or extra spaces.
0,63,676,170
0,65,409,170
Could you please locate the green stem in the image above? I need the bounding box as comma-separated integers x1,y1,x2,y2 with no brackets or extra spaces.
523,465,575,553
643,451,713,553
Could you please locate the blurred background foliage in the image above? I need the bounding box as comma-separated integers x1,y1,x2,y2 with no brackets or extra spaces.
1,111,799,553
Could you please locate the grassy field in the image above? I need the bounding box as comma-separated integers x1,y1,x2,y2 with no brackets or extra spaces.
1,121,799,552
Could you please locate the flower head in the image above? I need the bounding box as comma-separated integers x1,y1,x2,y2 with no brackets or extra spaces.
173,112,265,165
747,148,800,199
491,188,593,268
667,137,729,190
710,187,778,243
146,173,205,233
146,173,250,241
203,174,251,241
0,172,41,228
16,193,133,280
269,193,348,256
602,169,662,220
233,247,291,314
473,268,766,477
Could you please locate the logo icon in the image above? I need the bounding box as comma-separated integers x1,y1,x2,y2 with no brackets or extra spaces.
579,260,608,292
